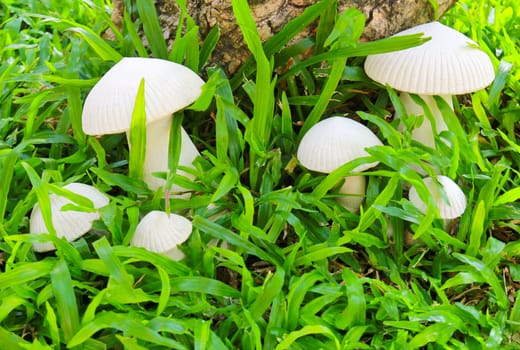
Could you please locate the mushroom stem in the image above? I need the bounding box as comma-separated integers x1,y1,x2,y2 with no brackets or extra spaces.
335,175,366,212
127,117,200,192
400,93,452,148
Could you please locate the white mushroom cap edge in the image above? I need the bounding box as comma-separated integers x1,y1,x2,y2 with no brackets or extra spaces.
408,175,467,219
30,182,110,252
130,210,193,261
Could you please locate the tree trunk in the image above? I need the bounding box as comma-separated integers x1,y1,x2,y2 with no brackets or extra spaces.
150,0,457,74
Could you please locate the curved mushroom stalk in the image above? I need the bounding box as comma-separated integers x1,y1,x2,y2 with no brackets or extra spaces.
335,175,366,213
81,57,205,195
129,116,200,192
400,93,452,148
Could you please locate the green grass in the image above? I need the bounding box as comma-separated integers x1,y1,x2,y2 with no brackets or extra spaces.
1,0,520,348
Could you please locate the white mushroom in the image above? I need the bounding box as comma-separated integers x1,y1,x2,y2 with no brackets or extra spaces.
82,57,204,192
130,210,192,261
30,183,109,252
408,175,467,219
364,21,495,147
297,116,383,211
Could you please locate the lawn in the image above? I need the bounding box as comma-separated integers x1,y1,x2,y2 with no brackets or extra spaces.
1,0,520,348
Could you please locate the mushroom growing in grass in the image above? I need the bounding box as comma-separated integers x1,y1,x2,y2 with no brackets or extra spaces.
82,57,204,193
130,210,192,261
297,116,383,212
30,183,109,252
408,175,467,220
364,21,495,148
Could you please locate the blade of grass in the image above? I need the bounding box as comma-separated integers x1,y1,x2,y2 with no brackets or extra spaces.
92,237,134,290
50,259,81,344
336,269,366,329
0,152,17,224
165,114,183,197
450,253,509,309
156,266,170,316
90,168,151,196
0,260,55,286
199,25,220,72
275,325,340,350
466,200,485,257
128,78,147,181
68,312,187,348
169,276,240,298
231,0,334,89
136,0,168,59
232,0,275,188
279,33,428,81
44,301,61,346
65,25,122,62
193,215,281,266
286,270,323,331
123,11,149,57
0,326,29,350
21,161,56,236
249,268,285,320
299,8,366,138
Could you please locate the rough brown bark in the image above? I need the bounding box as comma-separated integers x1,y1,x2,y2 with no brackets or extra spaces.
150,0,457,74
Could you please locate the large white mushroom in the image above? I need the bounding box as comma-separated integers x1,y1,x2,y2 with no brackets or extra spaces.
30,183,109,252
130,210,192,261
297,116,383,212
82,57,204,192
364,21,495,147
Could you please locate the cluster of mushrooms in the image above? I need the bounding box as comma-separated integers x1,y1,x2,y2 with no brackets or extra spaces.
298,22,494,221
30,57,204,259
29,22,495,257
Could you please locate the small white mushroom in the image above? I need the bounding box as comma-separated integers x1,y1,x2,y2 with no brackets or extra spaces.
408,175,467,219
82,57,204,193
364,21,495,147
130,210,192,261
30,183,109,252
297,116,383,211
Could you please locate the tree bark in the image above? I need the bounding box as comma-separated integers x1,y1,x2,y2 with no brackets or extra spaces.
151,0,457,74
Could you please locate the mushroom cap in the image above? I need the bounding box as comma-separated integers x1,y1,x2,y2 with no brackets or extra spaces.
30,183,110,252
364,21,495,95
130,210,192,261
82,57,205,135
297,116,383,173
408,175,467,219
